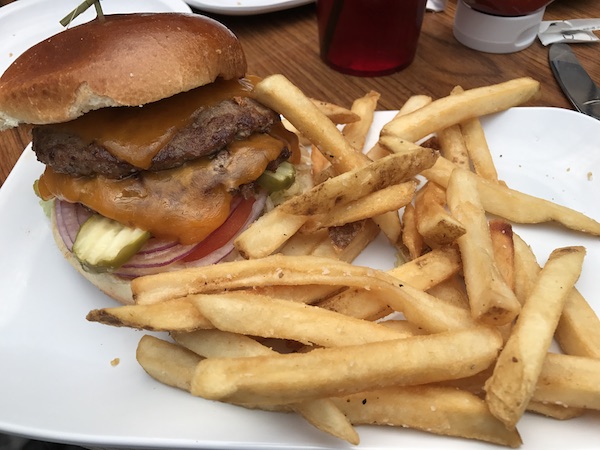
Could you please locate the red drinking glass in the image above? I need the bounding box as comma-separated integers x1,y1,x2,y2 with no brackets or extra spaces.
317,0,427,77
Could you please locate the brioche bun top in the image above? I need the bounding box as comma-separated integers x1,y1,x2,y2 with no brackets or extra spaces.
0,13,247,130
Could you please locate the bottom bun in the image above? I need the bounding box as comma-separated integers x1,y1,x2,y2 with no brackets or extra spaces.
50,206,134,305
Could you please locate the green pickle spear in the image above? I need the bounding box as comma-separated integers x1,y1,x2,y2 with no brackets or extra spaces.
73,214,150,271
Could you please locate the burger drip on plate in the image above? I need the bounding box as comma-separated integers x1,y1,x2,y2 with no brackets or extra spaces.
0,13,306,304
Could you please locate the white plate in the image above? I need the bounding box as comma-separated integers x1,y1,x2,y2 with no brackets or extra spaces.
0,0,192,76
184,0,313,16
0,107,599,449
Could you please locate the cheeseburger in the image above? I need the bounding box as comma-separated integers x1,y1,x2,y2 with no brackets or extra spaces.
0,13,303,304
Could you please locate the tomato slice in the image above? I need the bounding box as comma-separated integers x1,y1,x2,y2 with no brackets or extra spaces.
181,196,255,262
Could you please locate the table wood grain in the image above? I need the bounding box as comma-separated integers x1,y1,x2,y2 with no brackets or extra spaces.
0,0,598,186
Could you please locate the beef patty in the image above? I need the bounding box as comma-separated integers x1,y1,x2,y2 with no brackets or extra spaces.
32,97,280,179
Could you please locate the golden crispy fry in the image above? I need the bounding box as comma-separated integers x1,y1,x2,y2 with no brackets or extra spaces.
312,219,380,261
86,297,212,331
253,74,368,174
380,77,540,143
367,95,433,161
423,156,600,235
189,292,408,347
427,275,470,310
278,228,330,257
136,335,203,392
446,168,521,325
133,254,474,332
302,181,416,233
310,144,335,184
485,246,586,429
437,87,470,169
234,208,308,259
513,234,600,359
279,147,436,216
459,104,499,181
378,319,424,337
401,202,424,260
390,244,463,290
532,352,600,411
317,245,462,321
343,90,380,151
438,122,469,168
173,329,360,444
526,401,584,421
172,329,271,358
295,396,360,445
334,386,522,448
191,326,502,405
489,219,515,291
281,100,360,146
310,98,361,124
414,181,466,247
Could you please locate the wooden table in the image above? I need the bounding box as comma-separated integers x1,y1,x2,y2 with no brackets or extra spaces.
0,0,599,186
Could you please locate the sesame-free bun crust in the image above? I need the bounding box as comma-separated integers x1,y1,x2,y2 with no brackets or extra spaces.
50,206,134,305
0,13,247,130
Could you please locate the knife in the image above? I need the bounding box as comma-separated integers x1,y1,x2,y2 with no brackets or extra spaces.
549,43,600,120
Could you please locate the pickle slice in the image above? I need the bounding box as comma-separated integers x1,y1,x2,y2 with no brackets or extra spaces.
72,214,150,271
257,161,296,192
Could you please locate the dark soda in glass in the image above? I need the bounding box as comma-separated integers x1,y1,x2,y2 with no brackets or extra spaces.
317,0,427,77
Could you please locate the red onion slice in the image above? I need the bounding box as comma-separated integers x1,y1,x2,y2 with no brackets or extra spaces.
54,200,92,250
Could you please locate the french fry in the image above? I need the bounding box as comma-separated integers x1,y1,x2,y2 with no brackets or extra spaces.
191,326,502,405
253,74,369,174
485,246,586,429
343,90,380,151
532,352,600,411
400,202,424,260
512,233,540,305
446,168,521,325
189,292,410,347
254,76,408,247
234,208,308,259
310,144,335,184
378,319,425,337
489,219,515,291
302,181,416,233
152,332,360,444
333,386,522,448
422,156,600,235
281,99,360,145
366,94,433,161
313,218,380,262
414,181,466,247
426,275,470,310
460,106,499,182
86,297,212,331
279,147,436,216
172,329,272,358
513,234,600,359
380,77,540,143
278,227,330,257
437,86,470,169
310,98,361,124
133,254,475,332
526,401,584,421
317,245,462,321
235,147,435,259
137,335,203,392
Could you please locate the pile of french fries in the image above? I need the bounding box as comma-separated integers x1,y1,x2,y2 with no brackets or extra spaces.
87,75,600,447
